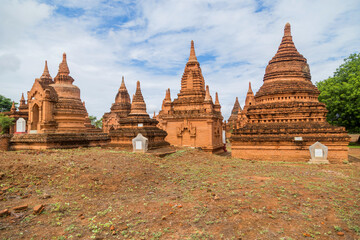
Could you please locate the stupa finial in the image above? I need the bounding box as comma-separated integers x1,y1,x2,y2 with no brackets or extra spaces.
189,40,198,62
215,92,220,105
11,101,16,111
284,22,291,37
248,82,253,93
204,85,212,102
41,60,51,79
129,80,147,115
59,53,70,75
165,88,171,101
120,76,126,89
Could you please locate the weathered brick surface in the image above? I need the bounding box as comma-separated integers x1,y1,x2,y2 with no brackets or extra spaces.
33,204,45,214
13,204,28,211
0,209,10,217
0,135,11,151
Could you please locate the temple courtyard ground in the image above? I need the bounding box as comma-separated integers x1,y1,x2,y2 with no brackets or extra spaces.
0,147,359,239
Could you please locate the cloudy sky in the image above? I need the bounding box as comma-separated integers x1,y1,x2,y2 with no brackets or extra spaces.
0,0,359,119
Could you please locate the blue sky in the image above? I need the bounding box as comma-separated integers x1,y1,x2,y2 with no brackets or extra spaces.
0,0,359,119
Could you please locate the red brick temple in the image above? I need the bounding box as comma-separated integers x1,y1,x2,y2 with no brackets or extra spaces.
105,80,169,149
8,54,108,150
157,41,223,153
230,23,350,162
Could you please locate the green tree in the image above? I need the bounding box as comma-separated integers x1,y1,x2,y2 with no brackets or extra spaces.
0,114,15,134
316,53,360,133
89,115,103,129
0,95,14,112
94,118,103,129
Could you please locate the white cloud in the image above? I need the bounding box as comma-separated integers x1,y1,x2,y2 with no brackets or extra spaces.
0,0,359,121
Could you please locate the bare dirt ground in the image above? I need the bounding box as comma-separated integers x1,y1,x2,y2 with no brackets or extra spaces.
0,147,359,240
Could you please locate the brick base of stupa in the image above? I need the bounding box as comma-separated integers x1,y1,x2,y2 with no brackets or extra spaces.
106,117,170,150
230,123,350,163
9,132,109,150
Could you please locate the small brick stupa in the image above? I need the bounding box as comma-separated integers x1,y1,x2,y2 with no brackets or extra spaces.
107,80,169,149
228,97,241,124
3,93,29,134
102,76,131,132
10,54,108,150
231,23,350,163
157,41,223,153
225,97,241,139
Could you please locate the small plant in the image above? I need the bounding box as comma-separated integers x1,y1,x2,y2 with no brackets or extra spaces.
334,226,342,232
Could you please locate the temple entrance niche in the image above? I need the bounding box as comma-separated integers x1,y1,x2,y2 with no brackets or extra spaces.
180,129,193,147
31,104,39,133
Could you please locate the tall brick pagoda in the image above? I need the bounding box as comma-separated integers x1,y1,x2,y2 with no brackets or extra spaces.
231,23,350,162
102,76,132,132
157,41,223,153
107,81,169,149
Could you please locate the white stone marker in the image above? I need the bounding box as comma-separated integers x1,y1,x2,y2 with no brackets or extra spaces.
16,118,26,133
132,133,148,153
308,141,329,164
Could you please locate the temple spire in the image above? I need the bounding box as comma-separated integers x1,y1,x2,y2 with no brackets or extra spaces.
188,40,198,62
120,76,125,89
204,85,212,102
214,92,221,112
41,60,51,79
59,53,70,75
19,93,26,108
165,88,171,101
114,76,131,104
248,82,253,94
215,92,220,105
129,81,148,116
11,101,16,111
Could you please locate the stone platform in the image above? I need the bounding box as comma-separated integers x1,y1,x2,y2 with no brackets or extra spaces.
231,122,349,163
9,132,109,150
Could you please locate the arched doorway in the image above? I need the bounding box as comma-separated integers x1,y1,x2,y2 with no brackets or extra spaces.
31,104,39,132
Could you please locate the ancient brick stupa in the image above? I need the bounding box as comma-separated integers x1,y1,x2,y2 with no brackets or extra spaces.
228,97,241,124
230,23,350,162
157,41,223,153
225,97,241,139
102,76,131,133
10,54,108,150
106,80,169,149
